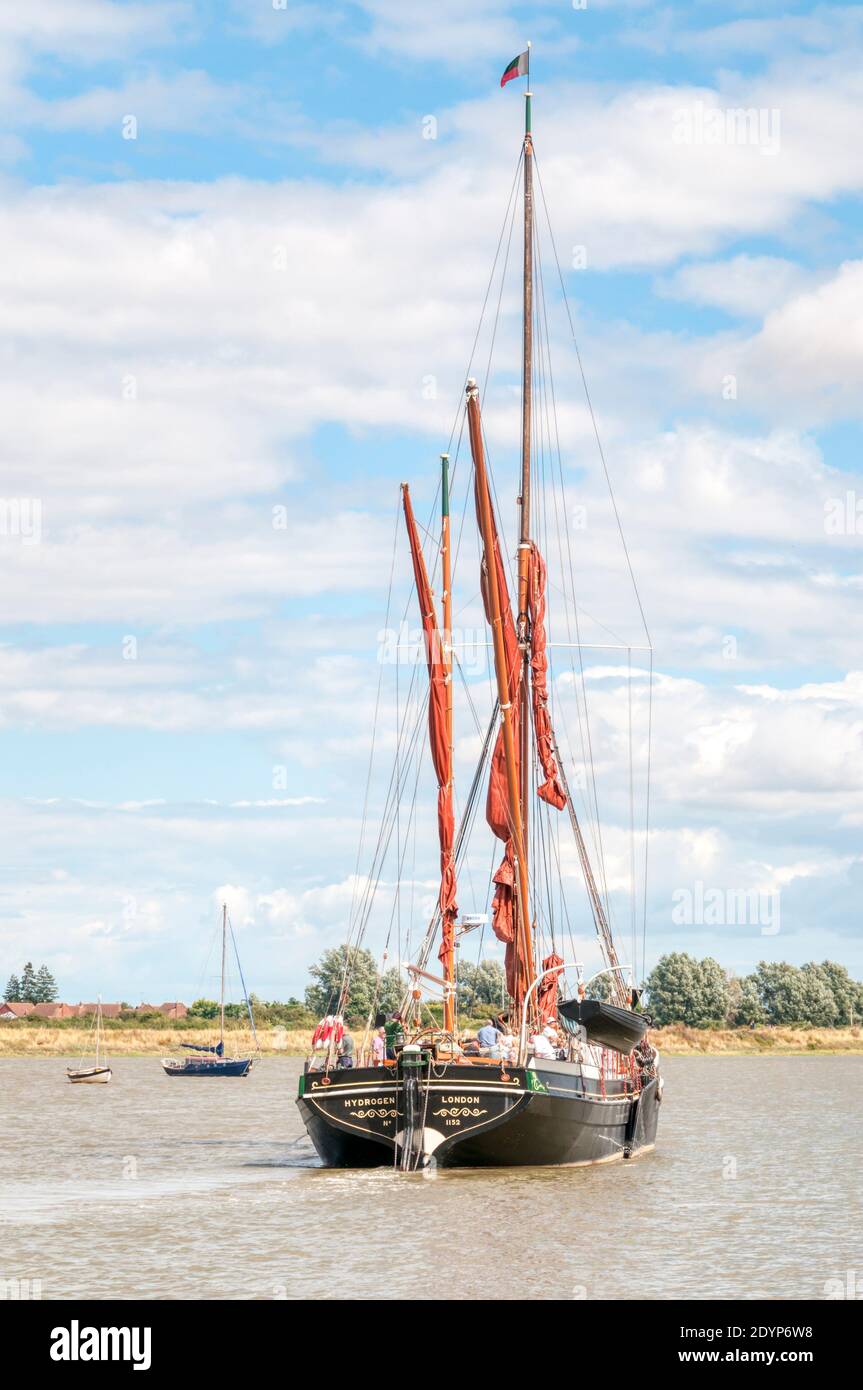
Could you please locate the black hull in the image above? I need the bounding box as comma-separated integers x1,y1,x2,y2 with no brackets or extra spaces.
297,1060,660,1169
163,1058,253,1077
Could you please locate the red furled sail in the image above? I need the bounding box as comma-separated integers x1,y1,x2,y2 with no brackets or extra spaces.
472,471,523,997
528,545,566,811
537,953,564,1024
401,487,458,976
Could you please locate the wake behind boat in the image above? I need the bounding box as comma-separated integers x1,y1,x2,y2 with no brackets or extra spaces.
162,904,258,1078
297,52,662,1170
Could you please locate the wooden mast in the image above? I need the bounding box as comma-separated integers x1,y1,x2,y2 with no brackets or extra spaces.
440,453,456,1036
515,50,535,988
466,381,533,1011
516,49,537,1012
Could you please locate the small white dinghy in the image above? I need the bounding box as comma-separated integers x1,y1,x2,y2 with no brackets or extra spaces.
67,997,112,1084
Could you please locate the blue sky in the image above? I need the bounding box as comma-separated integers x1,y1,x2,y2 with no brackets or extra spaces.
1,0,862,1005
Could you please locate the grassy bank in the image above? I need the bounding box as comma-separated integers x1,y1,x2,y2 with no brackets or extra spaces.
0,1025,310,1057
652,1024,863,1055
1,1021,862,1057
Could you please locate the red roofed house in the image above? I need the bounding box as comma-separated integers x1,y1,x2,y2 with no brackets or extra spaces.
76,1003,122,1019
159,1002,188,1020
0,1001,36,1019
31,1002,79,1019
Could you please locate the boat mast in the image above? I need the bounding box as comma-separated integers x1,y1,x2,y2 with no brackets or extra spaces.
95,995,101,1069
441,453,456,1036
466,382,533,1012
219,902,227,1054
517,47,534,857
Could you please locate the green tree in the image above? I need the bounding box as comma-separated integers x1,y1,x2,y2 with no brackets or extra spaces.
19,962,37,1004
457,960,507,1011
645,953,729,1027
188,998,220,1019
809,961,858,1025
304,945,404,1022
730,974,766,1027
585,973,613,1002
33,965,58,1003
4,973,20,1002
798,964,839,1027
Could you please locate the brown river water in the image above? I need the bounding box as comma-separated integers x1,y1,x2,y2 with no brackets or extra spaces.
2,1055,860,1301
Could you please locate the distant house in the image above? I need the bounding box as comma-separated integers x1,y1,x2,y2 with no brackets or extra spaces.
32,1003,78,1019
1,1001,79,1019
0,1001,36,1019
1,999,180,1021
159,1002,188,1020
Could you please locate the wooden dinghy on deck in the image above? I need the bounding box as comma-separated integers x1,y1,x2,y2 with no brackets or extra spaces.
558,999,649,1053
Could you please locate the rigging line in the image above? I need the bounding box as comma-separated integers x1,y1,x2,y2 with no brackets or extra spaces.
444,147,525,460
349,713,429,1013
348,547,430,939
383,717,426,950
533,209,613,921
628,647,637,985
411,697,497,978
420,146,524,589
396,608,400,978
544,575,631,648
534,152,652,649
349,680,431,951
641,647,654,985
480,152,523,406
349,496,401,936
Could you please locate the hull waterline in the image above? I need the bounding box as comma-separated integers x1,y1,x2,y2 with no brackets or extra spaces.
67,1066,112,1084
297,1059,660,1169
162,1057,253,1077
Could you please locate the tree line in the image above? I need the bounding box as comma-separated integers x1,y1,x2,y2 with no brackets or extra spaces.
303,944,508,1022
10,946,857,1031
4,962,59,1004
304,946,863,1030
645,954,863,1029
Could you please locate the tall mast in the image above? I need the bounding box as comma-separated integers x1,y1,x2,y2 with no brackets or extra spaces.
219,902,227,1053
517,49,534,884
466,381,534,1009
440,453,456,1035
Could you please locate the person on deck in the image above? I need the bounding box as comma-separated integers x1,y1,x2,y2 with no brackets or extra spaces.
337,1031,355,1069
372,1026,386,1066
477,1019,501,1053
460,1031,481,1056
529,1028,556,1060
384,1012,405,1060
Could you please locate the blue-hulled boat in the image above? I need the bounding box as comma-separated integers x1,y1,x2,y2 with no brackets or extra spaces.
162,904,258,1077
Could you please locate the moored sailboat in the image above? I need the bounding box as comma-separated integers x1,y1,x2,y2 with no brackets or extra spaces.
67,997,112,1084
162,904,258,1077
297,51,661,1169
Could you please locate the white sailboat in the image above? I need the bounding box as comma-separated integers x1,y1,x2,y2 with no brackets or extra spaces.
67,997,112,1084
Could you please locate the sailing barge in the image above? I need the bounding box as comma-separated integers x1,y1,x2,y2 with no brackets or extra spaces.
297,54,661,1169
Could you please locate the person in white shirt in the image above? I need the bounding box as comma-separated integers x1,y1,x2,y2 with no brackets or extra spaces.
529,1029,556,1060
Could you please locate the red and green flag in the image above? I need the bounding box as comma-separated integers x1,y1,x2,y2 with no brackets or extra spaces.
500,51,529,88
